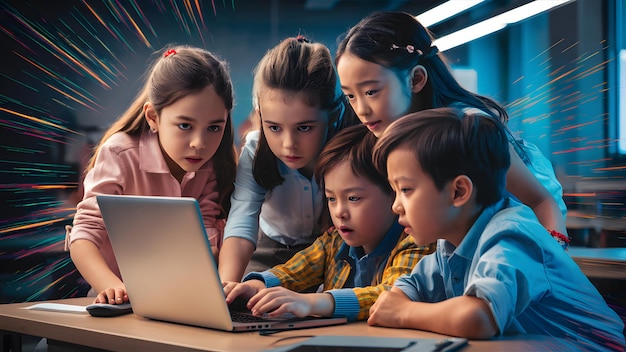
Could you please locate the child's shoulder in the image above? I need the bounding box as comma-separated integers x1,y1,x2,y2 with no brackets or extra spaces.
243,130,260,144
323,226,343,241
101,132,139,154
319,226,351,247
238,130,260,155
482,198,547,243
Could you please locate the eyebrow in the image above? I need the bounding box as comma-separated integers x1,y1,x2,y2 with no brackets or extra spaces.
177,115,226,124
262,119,320,125
389,176,413,183
341,79,380,90
325,186,367,194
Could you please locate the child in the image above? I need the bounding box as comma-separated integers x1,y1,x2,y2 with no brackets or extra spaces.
335,11,569,248
368,108,625,351
218,36,359,283
224,124,435,321
66,46,237,304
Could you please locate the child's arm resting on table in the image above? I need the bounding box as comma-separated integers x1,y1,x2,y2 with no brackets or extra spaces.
368,287,498,339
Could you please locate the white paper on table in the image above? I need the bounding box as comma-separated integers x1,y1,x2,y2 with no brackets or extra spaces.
24,303,88,314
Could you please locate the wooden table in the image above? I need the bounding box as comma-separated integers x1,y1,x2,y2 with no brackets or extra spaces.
569,246,626,279
0,297,580,352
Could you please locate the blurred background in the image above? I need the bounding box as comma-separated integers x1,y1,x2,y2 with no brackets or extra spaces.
0,0,624,304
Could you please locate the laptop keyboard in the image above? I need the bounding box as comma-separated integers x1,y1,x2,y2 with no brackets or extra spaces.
228,297,297,322
230,310,274,323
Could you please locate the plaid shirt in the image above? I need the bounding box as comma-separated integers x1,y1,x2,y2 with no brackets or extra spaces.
251,224,436,321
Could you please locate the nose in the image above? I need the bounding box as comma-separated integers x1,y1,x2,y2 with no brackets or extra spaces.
333,201,349,220
391,196,403,215
282,130,298,150
190,132,207,150
353,97,371,118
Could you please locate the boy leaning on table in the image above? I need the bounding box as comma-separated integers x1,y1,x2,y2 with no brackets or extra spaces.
367,108,625,351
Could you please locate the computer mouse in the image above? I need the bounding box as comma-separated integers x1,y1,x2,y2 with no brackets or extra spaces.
86,302,133,317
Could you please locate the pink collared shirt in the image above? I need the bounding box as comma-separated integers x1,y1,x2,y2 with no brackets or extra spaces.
67,131,223,279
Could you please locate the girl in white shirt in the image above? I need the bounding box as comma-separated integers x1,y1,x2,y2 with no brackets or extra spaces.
219,36,358,283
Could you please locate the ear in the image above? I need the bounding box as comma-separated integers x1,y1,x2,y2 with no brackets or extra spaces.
410,65,428,94
450,175,473,207
143,102,158,132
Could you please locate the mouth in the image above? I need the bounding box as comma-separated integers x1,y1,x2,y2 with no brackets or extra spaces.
338,225,354,235
363,120,382,131
284,155,302,163
398,220,412,233
185,157,204,164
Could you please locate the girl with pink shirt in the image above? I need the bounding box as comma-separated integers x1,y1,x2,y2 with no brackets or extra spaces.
66,46,237,305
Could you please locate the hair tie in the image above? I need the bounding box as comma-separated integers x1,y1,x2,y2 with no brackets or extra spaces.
294,35,309,43
164,49,177,58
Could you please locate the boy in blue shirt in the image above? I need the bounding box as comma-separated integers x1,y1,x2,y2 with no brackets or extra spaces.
369,108,625,351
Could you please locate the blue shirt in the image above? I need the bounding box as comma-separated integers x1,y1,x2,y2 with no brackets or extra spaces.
224,131,324,246
394,198,625,351
511,137,567,217
338,222,401,288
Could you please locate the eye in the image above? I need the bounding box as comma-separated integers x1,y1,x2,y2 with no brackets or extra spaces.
348,196,361,202
298,125,312,132
344,93,354,100
208,125,221,132
178,123,192,130
326,196,336,203
399,188,411,194
365,89,378,96
268,125,281,132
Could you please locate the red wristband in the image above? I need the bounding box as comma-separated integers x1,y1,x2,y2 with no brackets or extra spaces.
548,229,570,244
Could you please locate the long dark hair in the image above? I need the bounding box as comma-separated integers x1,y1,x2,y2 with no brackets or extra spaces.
252,36,358,190
88,45,237,217
336,11,508,123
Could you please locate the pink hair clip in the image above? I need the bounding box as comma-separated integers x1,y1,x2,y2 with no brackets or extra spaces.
164,49,177,58
390,44,423,56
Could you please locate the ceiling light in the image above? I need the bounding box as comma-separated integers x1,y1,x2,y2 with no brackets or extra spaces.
433,0,575,52
416,0,485,27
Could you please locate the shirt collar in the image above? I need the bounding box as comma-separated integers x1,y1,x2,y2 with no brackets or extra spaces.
446,197,511,259
139,131,170,174
337,219,403,262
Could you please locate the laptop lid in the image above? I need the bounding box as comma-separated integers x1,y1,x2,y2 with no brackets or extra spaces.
97,194,347,332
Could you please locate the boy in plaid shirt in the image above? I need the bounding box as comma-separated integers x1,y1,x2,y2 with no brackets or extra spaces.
223,124,435,321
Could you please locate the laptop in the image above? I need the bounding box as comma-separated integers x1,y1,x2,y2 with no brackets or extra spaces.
96,194,347,332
